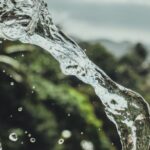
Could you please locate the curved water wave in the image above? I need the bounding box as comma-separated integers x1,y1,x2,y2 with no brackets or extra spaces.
0,0,150,149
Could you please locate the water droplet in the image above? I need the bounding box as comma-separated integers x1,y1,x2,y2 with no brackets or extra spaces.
62,130,71,139
67,113,71,117
0,142,2,150
32,86,35,89
80,132,84,135
31,90,34,94
18,107,23,112
28,133,32,137
10,82,14,86
10,114,13,118
81,140,94,150
58,138,64,145
30,138,36,143
21,54,24,57
9,133,18,142
2,70,5,73
21,141,24,145
24,131,28,134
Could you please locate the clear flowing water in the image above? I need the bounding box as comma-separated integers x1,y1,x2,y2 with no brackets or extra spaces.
0,0,150,149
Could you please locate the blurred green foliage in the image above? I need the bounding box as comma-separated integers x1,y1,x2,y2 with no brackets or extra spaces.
0,40,149,150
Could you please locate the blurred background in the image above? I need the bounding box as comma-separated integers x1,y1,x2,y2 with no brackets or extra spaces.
0,0,150,150
48,0,150,58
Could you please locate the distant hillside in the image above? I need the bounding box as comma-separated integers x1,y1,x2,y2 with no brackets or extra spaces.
73,36,150,60
92,39,150,59
99,39,132,57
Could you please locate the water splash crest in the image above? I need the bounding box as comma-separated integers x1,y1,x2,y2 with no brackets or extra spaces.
0,0,150,149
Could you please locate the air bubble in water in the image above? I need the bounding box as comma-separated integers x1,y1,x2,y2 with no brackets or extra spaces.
10,82,14,86
58,138,64,145
81,140,94,150
9,133,18,142
28,133,32,137
67,113,71,117
30,138,36,143
62,130,71,139
18,107,23,112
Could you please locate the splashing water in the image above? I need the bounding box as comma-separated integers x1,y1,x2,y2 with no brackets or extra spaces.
18,107,23,112
81,140,94,150
58,138,64,145
0,0,150,149
0,142,2,150
9,133,18,142
30,137,36,143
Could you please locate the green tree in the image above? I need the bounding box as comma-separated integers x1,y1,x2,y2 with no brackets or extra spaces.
0,41,115,150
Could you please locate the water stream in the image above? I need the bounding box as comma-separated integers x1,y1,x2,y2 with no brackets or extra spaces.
0,0,150,149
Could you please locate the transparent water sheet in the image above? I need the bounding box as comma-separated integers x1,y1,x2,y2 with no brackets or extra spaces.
0,0,150,149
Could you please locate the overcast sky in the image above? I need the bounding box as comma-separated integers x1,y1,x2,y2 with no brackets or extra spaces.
48,0,150,44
